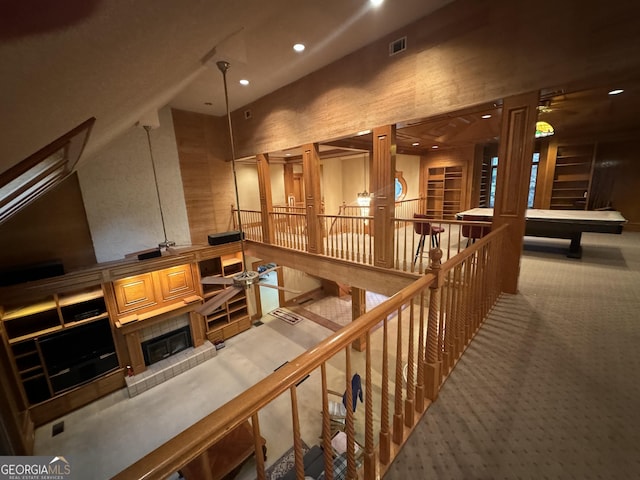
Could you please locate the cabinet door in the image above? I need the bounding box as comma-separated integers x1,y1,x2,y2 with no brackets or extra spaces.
113,273,157,314
157,264,195,302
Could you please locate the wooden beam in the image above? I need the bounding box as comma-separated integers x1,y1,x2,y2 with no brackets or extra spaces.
246,242,416,298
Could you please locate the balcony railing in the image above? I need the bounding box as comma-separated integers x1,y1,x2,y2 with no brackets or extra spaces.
234,206,492,274
114,225,508,480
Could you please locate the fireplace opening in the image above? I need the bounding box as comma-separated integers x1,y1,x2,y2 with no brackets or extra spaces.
142,325,192,366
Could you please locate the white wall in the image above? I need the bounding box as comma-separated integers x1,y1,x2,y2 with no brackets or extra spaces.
322,157,343,215
236,163,260,211
396,154,421,199
270,163,285,205
78,106,190,262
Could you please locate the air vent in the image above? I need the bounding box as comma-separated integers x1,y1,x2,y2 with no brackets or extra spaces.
389,36,407,56
244,109,252,120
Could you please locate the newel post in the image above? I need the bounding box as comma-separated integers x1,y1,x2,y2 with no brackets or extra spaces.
425,247,443,401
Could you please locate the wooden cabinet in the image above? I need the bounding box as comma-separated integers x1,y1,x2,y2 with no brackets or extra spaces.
1,285,116,407
0,244,244,430
198,253,251,343
112,264,196,317
425,165,464,219
550,143,596,210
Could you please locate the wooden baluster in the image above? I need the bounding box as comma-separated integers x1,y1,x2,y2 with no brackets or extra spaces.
453,265,463,360
252,414,266,480
320,363,334,480
290,386,305,480
404,301,415,426
425,247,442,401
462,258,472,348
415,290,426,411
392,307,404,444
344,347,357,480
364,331,376,479
442,269,453,373
378,317,390,464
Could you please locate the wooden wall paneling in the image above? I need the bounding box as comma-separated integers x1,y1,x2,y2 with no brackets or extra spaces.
0,173,96,275
492,91,539,293
230,1,640,160
256,153,275,243
171,109,235,244
372,125,396,267
302,144,323,254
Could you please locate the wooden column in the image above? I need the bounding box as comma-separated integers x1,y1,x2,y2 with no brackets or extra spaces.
371,125,396,268
256,153,275,244
492,91,538,294
351,286,366,351
302,143,323,254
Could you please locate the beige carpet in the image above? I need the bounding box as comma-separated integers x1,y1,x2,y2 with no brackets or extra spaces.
383,232,640,479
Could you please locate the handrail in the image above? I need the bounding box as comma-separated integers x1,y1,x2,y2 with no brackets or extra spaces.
113,272,438,480
114,224,509,480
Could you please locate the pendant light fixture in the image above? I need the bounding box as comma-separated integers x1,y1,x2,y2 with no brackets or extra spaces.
142,124,175,251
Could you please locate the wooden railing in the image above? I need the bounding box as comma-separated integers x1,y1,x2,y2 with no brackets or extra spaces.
394,197,425,220
321,213,374,265
234,208,492,274
270,210,308,251
235,208,263,242
393,217,493,274
113,225,508,480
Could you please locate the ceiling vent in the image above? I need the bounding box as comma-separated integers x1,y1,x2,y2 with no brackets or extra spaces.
389,36,407,56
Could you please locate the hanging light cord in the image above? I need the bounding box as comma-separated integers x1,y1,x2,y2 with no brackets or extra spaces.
217,60,247,268
144,125,173,248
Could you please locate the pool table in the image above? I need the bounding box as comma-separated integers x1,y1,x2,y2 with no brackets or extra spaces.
456,208,627,258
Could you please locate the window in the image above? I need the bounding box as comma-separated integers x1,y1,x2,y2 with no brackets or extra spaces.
488,152,540,208
0,118,95,225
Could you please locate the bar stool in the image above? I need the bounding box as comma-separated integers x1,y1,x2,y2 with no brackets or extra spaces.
413,213,445,264
461,214,491,247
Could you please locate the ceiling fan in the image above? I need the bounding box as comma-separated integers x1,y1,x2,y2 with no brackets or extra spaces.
195,60,298,317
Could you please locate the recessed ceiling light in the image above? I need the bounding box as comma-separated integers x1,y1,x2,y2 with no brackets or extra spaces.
481,114,492,119
293,43,305,53
370,0,384,6
285,153,291,156
412,142,420,146
608,89,624,95
239,79,249,86
431,145,439,149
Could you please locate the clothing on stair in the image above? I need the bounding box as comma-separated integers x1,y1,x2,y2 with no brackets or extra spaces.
342,373,363,412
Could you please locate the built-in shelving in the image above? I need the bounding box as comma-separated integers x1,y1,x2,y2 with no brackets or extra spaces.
198,253,251,343
550,143,596,210
425,165,464,219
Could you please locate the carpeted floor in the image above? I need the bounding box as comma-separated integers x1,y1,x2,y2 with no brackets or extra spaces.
383,232,640,479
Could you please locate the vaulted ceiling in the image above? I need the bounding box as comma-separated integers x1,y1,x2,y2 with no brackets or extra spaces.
0,0,454,177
